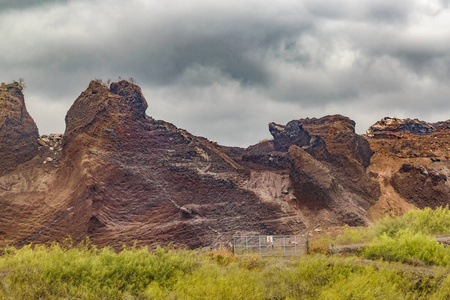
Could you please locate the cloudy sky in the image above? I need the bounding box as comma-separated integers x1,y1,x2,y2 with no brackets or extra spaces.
1,0,449,146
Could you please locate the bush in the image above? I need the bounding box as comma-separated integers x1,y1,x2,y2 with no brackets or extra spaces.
321,267,406,299
363,230,450,266
370,206,450,238
0,243,198,299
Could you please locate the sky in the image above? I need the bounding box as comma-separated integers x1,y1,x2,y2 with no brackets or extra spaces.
1,0,449,147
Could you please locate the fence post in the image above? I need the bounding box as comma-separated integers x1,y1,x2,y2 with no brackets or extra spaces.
294,235,297,255
305,234,308,254
259,236,261,256
232,237,235,254
245,236,248,255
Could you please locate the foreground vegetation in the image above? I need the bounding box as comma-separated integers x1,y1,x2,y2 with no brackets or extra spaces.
1,207,449,299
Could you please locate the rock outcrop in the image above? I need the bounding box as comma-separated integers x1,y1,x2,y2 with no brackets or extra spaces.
0,80,306,250
366,117,450,218
366,117,450,138
391,162,450,208
263,116,379,227
2,82,450,250
0,82,39,174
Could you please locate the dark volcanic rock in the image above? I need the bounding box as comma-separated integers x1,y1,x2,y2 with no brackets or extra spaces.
288,144,377,227
269,121,311,152
6,79,450,250
366,117,450,218
0,82,39,174
367,117,436,138
270,115,373,168
242,140,290,169
246,115,380,228
7,80,305,250
63,80,148,151
391,162,450,208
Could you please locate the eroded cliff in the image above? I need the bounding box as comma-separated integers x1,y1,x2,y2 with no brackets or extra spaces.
1,82,449,249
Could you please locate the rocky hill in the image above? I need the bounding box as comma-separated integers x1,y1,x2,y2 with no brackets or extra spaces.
0,82,39,175
1,81,449,249
366,117,450,218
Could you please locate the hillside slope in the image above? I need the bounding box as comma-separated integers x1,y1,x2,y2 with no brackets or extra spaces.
1,81,449,249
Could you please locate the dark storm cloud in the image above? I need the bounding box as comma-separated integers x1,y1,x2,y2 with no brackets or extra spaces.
303,0,414,23
122,37,270,86
1,0,450,146
0,0,67,11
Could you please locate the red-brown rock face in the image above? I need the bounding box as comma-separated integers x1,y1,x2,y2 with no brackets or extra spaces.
257,115,380,227
366,117,450,218
0,82,39,175
391,162,450,208
2,80,449,250
367,117,436,138
1,80,306,249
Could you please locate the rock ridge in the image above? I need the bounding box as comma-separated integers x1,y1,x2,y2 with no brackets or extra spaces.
367,117,450,138
0,82,39,175
1,81,450,250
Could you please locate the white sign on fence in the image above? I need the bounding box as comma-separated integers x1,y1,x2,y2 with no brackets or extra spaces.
266,236,273,243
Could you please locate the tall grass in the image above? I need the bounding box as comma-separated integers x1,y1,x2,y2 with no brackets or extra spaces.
0,244,448,299
0,242,197,299
1,207,450,299
370,206,450,237
363,230,450,266
312,206,450,266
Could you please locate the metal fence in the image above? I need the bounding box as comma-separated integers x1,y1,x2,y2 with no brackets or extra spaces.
232,235,308,257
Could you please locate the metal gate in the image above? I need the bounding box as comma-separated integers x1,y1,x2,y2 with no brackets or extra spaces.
232,235,308,257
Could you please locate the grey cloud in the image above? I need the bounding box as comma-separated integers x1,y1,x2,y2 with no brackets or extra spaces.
394,50,449,76
125,37,270,86
0,0,313,91
1,0,450,146
304,0,413,23
441,0,450,8
0,0,67,11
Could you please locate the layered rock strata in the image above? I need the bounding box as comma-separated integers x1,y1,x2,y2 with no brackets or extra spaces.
0,82,39,175
2,80,450,250
366,117,450,217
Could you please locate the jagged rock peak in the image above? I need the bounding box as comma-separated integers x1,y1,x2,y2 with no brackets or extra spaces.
64,80,148,137
268,115,373,168
367,117,436,138
269,120,311,152
0,81,39,174
268,115,358,150
269,115,356,142
109,80,148,118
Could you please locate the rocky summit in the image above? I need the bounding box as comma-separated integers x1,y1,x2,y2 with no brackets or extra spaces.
1,80,449,249
0,82,39,175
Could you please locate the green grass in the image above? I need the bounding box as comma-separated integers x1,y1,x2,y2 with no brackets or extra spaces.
0,242,198,299
370,206,450,237
312,206,450,266
1,246,448,299
1,207,450,299
363,230,450,266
